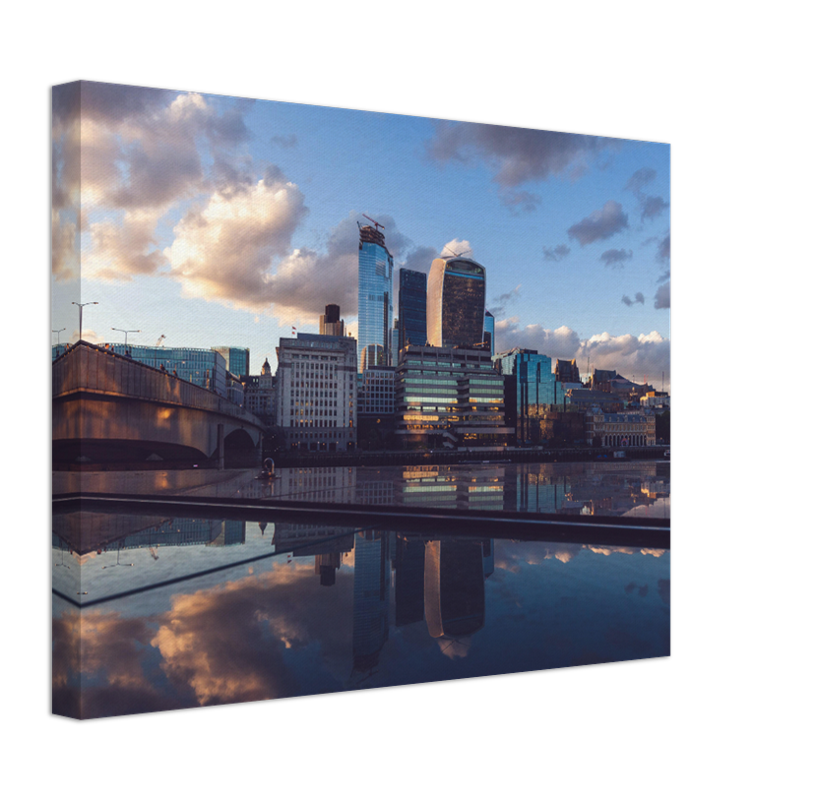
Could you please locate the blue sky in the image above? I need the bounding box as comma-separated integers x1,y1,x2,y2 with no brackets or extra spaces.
51,81,670,385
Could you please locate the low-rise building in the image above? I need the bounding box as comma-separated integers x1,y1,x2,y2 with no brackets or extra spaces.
585,409,656,447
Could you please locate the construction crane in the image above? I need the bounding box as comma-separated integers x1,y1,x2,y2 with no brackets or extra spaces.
156,334,166,347
440,243,472,259
362,214,385,231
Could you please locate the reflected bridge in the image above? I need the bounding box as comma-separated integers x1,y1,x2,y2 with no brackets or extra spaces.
52,342,264,468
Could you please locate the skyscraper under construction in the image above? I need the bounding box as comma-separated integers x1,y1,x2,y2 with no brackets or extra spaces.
357,218,394,372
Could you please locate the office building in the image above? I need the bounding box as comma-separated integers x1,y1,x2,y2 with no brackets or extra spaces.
495,348,560,445
319,304,345,337
483,310,495,356
213,346,250,378
358,365,396,417
357,222,394,372
555,358,580,384
104,343,228,397
585,410,656,447
427,256,487,349
397,268,427,352
275,333,358,451
394,344,512,449
242,357,275,424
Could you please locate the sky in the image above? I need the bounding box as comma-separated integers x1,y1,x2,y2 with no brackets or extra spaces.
51,81,670,387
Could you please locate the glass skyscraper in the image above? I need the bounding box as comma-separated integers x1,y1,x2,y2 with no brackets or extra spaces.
495,348,560,444
426,257,487,349
212,346,250,378
483,310,495,356
397,268,427,352
357,223,394,372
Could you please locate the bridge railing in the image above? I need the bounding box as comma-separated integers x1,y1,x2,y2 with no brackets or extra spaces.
52,343,263,426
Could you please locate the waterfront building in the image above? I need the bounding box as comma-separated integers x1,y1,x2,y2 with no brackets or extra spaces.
104,343,228,397
394,345,512,449
319,304,345,337
585,409,656,447
212,346,250,378
275,333,357,452
426,256,487,349
483,310,495,356
358,365,396,417
398,268,428,351
494,348,561,445
357,222,394,371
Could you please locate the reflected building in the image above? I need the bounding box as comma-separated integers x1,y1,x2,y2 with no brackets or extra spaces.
394,535,425,627
352,531,390,671
357,223,394,371
427,256,487,349
424,539,486,639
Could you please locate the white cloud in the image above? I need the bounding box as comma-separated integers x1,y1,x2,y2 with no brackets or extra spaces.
441,238,473,259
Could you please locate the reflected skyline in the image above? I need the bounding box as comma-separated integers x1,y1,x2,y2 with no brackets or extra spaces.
52,504,669,719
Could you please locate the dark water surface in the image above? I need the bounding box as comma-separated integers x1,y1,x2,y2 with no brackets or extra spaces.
52,460,669,718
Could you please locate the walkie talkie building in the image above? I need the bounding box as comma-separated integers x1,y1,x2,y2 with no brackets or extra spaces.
426,257,487,349
357,223,394,372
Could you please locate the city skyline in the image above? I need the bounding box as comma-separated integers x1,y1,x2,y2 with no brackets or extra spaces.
52,81,670,388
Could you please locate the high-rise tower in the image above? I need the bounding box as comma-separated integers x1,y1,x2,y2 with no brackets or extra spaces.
319,303,345,336
397,268,427,354
426,256,486,349
357,219,394,372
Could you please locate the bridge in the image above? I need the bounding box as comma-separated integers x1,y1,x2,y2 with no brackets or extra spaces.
52,341,265,468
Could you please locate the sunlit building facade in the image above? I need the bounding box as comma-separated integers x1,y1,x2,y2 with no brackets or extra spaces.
212,346,250,378
585,410,656,447
427,257,487,349
275,333,357,451
319,304,345,337
394,345,512,449
495,348,560,445
357,224,394,371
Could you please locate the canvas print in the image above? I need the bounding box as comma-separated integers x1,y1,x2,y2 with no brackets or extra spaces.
51,81,670,719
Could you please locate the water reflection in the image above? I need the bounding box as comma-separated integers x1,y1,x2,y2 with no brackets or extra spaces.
52,508,669,719
53,460,670,518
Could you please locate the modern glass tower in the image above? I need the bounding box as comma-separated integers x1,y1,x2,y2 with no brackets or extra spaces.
357,223,394,372
398,268,427,352
426,257,486,349
483,310,495,356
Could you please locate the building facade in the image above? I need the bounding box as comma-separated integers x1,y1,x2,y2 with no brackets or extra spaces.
426,257,487,349
394,345,512,449
105,344,228,397
275,333,357,451
319,304,346,337
357,223,394,372
483,310,495,356
242,357,275,424
398,268,427,351
494,348,561,445
555,358,580,384
585,410,656,447
358,365,396,417
212,346,250,378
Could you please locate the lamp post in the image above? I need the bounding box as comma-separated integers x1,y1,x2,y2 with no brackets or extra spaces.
111,327,140,347
52,327,67,359
72,301,98,341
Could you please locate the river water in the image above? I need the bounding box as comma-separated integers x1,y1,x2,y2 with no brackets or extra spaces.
52,460,670,718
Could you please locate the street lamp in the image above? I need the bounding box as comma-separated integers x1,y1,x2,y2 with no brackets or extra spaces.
111,327,140,347
72,301,98,341
51,328,65,355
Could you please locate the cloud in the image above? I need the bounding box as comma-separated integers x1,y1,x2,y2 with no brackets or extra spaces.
621,293,645,306
600,248,633,268
54,84,258,284
271,134,298,148
658,232,671,262
164,175,309,313
491,284,522,316
654,281,670,309
495,318,670,388
51,210,79,281
426,121,615,187
625,168,669,222
401,245,437,274
542,244,570,262
502,190,542,215
567,201,628,246
441,238,474,259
